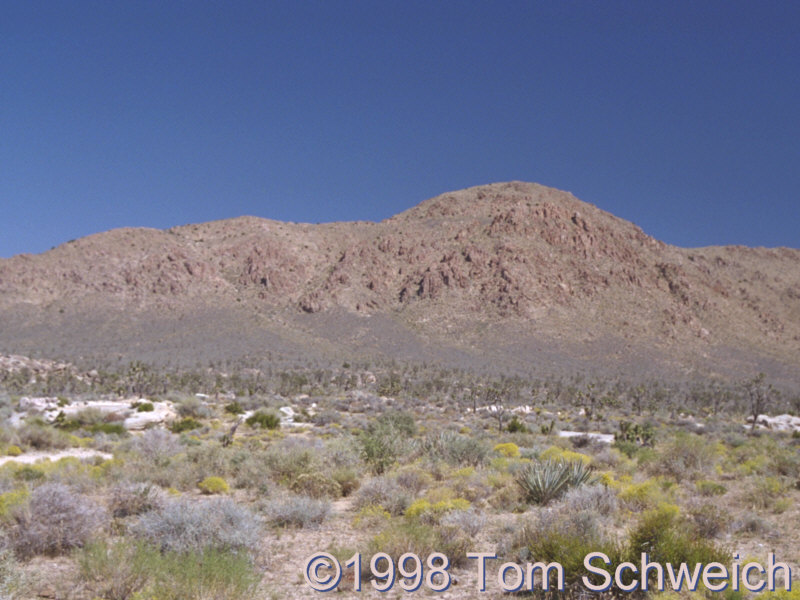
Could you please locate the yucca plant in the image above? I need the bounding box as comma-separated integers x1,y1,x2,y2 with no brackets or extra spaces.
515,459,596,505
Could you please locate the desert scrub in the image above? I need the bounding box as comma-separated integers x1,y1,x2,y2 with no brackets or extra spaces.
330,467,360,496
0,488,29,522
109,482,165,517
264,438,319,484
224,401,244,415
405,497,470,522
127,428,182,463
696,479,727,496
353,476,411,516
393,465,433,495
540,445,592,466
144,547,260,600
198,476,230,494
321,435,362,467
559,483,618,517
515,459,596,505
290,471,342,499
742,476,788,510
261,493,330,528
493,442,521,458
627,503,731,576
511,508,623,588
506,415,529,433
226,448,273,493
4,446,21,457
419,430,489,467
439,507,486,537
0,544,25,600
135,401,154,412
79,539,259,600
16,420,71,450
170,417,203,434
367,518,472,567
77,538,159,600
245,410,280,429
352,505,391,529
8,482,107,558
687,502,731,538
648,431,721,481
375,410,418,436
131,497,261,554
616,477,673,511
359,420,410,474
174,395,212,418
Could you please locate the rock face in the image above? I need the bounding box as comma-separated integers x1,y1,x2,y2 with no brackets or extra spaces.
0,182,798,386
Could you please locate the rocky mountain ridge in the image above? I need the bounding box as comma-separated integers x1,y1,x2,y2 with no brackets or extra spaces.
1,182,798,386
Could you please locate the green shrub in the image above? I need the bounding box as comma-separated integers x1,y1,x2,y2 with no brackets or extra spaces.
648,432,718,481
86,543,258,600
78,538,159,600
627,503,731,577
264,441,316,484
198,476,230,495
0,488,30,522
615,421,655,446
331,467,361,496
170,418,202,434
613,440,640,459
245,410,280,429
516,459,596,505
17,421,70,450
290,472,342,499
512,509,623,587
148,548,259,600
13,466,45,482
506,416,529,433
359,424,402,475
89,423,127,435
696,479,727,496
0,545,25,599
743,476,787,510
225,402,244,415
368,519,472,567
135,402,154,413
419,431,488,467
616,477,672,510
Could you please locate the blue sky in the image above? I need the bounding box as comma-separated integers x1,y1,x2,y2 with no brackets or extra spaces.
1,1,798,258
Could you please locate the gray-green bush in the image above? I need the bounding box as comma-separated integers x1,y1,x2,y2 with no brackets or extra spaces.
131,497,261,554
9,483,107,558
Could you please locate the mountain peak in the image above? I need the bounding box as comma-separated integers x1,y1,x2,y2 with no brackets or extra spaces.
1,182,798,387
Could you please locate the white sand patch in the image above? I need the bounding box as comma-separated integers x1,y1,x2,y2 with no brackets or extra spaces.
557,430,615,444
0,448,112,467
13,396,177,430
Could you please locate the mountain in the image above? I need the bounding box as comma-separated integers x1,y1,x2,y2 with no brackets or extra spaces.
1,182,798,387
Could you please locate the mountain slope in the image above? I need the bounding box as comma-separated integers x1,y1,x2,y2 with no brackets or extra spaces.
1,182,798,385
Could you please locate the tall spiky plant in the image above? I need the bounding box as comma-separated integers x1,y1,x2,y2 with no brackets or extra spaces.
515,459,596,505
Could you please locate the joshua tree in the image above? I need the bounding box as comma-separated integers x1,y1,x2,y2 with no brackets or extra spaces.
745,373,773,432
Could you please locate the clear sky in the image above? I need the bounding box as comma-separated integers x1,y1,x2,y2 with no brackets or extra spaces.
1,1,798,258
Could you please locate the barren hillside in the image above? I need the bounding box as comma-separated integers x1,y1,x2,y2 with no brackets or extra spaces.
1,182,798,386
